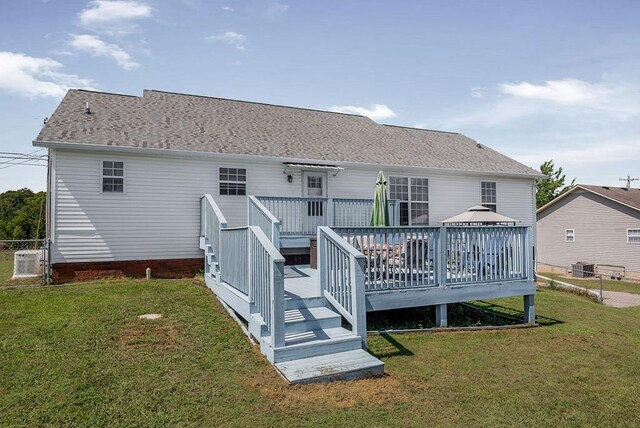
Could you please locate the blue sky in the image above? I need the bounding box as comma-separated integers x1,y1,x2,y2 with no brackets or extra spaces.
1,0,640,192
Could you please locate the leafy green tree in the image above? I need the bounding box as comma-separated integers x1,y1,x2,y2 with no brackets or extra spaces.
0,188,46,240
536,160,575,208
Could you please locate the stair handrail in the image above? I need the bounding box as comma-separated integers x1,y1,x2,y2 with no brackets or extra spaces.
317,226,367,347
201,194,228,266
247,195,281,247
248,225,286,348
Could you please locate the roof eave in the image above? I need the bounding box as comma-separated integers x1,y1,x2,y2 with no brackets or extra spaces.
536,184,640,215
33,139,545,179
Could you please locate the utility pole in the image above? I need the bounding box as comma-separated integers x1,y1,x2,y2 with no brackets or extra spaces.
619,175,639,189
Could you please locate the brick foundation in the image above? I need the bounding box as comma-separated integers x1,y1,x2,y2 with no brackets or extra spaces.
51,258,204,283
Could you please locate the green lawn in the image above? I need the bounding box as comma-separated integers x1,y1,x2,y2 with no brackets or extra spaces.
538,271,640,295
1,279,639,427
0,251,14,285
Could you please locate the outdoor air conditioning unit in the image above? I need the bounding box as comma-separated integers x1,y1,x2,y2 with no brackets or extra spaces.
12,250,43,280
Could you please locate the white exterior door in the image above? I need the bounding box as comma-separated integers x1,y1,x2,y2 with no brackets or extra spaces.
302,172,327,197
302,172,327,232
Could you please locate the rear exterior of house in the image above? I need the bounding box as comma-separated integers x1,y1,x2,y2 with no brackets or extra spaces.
37,89,541,281
35,89,542,382
537,185,640,278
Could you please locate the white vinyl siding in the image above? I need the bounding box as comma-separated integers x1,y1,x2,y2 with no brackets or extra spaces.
628,229,640,244
50,148,537,264
565,229,575,242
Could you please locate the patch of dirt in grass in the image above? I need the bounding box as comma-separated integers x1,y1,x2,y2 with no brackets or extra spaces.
248,366,423,410
117,319,180,351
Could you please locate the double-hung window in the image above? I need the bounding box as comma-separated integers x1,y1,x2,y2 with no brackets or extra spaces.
628,229,640,244
389,176,429,225
219,168,246,195
481,181,497,212
565,229,575,243
102,161,124,193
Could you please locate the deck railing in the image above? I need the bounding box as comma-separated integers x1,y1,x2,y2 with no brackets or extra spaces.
217,225,285,347
444,226,529,285
333,226,532,291
202,195,285,348
248,196,281,247
248,226,286,348
201,194,228,270
317,226,367,345
256,196,399,235
334,227,440,291
219,227,249,293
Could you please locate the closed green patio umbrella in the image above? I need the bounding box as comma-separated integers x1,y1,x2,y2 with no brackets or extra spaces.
370,171,390,226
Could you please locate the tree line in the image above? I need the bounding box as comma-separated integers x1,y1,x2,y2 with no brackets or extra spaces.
0,188,46,240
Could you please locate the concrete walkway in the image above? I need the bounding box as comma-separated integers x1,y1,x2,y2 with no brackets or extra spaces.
590,289,640,308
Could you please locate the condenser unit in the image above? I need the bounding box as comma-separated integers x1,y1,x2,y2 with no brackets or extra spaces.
12,250,43,280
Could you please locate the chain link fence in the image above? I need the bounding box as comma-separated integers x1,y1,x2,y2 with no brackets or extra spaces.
0,239,48,287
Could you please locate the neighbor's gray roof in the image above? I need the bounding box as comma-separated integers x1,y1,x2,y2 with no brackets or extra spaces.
35,89,541,176
537,184,640,213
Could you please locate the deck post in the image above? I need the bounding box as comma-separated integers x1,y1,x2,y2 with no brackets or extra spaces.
317,228,327,296
523,294,535,324
272,259,286,348
327,198,335,227
438,227,448,287
351,255,367,348
435,304,448,327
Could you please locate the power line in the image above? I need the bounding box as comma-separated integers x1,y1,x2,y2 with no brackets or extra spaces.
0,149,48,169
0,157,48,169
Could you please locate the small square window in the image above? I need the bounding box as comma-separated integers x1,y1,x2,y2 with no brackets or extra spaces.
565,229,575,243
102,161,124,193
628,229,640,244
220,167,247,196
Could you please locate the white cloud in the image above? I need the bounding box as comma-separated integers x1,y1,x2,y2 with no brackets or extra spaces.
471,86,487,98
512,139,640,168
69,34,139,70
437,77,640,129
78,0,152,34
221,5,234,11
0,51,95,98
207,31,246,50
266,2,288,18
329,104,397,121
499,78,616,106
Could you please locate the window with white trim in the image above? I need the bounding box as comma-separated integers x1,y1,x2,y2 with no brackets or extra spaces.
219,168,246,196
307,175,323,196
389,176,429,225
565,229,575,243
481,181,497,212
102,161,124,193
628,229,640,243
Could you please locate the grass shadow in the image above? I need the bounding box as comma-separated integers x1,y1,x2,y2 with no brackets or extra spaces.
469,300,564,327
369,332,414,359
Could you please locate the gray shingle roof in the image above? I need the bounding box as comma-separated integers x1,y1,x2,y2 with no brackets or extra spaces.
35,89,541,176
537,184,640,213
578,185,640,211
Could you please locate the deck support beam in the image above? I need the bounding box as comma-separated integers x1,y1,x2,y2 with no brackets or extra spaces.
435,304,448,327
523,294,535,324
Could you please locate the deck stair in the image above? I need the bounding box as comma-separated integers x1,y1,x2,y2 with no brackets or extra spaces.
201,194,383,384
264,295,384,384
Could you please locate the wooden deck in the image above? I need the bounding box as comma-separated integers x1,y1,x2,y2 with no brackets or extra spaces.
200,194,536,383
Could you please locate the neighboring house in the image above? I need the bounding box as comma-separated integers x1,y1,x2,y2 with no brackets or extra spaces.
35,89,542,382
537,184,640,279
